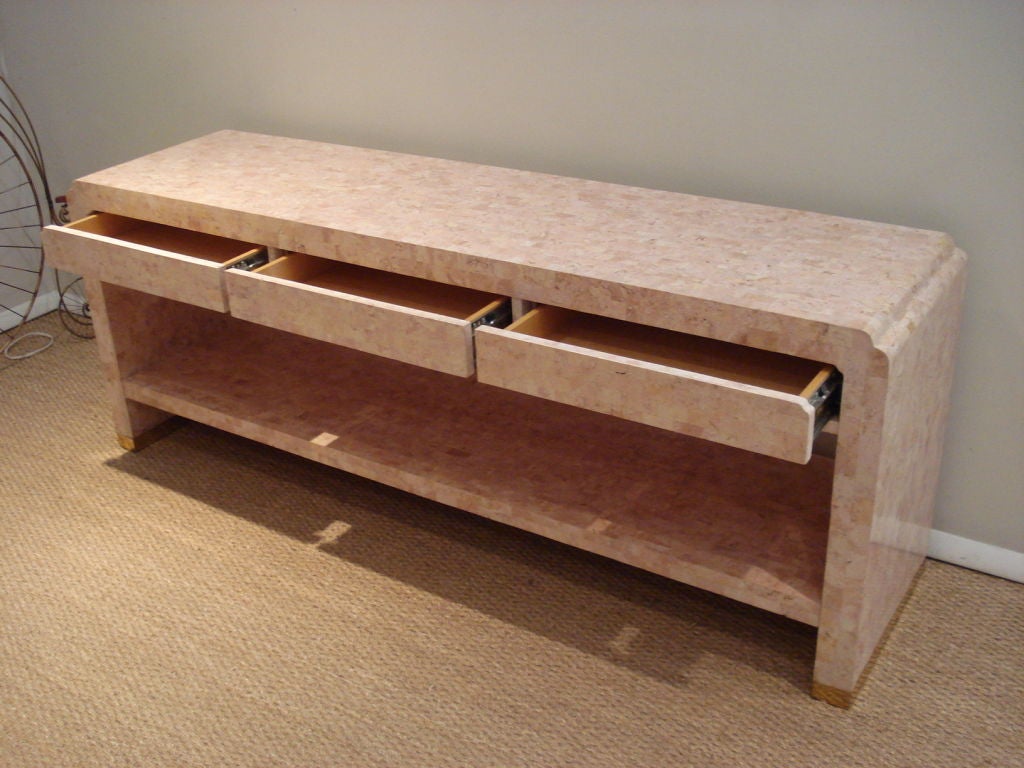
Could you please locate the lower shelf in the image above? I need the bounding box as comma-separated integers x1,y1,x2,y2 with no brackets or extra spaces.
123,314,833,626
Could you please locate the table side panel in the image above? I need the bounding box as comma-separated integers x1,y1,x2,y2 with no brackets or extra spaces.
83,279,207,440
813,251,967,694
859,252,967,668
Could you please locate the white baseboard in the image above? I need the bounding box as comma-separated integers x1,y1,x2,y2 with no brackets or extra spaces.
0,288,59,332
928,530,1024,583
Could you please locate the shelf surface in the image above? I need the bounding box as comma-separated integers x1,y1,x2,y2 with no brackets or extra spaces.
123,313,833,625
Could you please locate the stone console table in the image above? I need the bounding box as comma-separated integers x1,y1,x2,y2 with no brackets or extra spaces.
44,131,965,706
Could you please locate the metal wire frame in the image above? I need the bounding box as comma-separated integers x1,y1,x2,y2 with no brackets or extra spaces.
0,75,70,362
0,75,68,344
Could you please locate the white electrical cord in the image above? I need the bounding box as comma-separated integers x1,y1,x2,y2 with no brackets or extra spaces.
2,330,54,360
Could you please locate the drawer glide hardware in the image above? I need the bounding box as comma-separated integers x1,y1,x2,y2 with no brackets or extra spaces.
471,299,513,330
811,369,842,435
230,249,269,272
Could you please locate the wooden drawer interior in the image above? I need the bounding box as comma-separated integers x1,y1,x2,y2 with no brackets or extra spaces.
254,252,508,324
477,305,843,461
68,213,263,265
508,306,838,402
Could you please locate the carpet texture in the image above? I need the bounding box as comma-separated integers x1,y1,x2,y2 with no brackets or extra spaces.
1,312,1021,767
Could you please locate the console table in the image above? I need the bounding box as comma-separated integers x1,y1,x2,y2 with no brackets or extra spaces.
43,131,965,706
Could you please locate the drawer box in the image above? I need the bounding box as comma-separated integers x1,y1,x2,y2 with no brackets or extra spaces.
225,252,509,377
475,306,840,463
42,214,264,312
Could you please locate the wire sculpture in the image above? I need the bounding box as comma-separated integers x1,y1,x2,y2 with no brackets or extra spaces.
0,75,70,359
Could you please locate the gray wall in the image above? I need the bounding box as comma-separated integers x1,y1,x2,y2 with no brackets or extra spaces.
2,1,1021,557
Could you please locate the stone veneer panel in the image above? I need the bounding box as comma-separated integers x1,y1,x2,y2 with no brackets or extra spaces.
44,131,965,705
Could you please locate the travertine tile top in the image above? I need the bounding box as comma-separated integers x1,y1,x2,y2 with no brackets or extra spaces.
68,130,956,348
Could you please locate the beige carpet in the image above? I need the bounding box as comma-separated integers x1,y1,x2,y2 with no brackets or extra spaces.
2,312,1021,767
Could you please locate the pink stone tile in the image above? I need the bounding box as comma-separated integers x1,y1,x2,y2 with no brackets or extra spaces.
61,131,966,703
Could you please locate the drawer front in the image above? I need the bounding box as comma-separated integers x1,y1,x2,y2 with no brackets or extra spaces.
476,310,829,463
224,258,501,377
42,214,262,312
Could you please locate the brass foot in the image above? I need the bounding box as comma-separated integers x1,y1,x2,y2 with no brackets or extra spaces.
115,417,183,452
811,681,855,709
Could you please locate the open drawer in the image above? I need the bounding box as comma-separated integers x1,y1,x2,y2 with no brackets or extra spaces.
225,252,510,377
41,214,264,312
475,306,840,463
